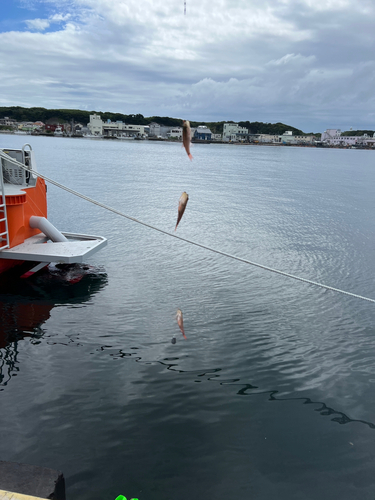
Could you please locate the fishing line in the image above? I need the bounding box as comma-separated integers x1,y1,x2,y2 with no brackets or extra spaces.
1,149,375,304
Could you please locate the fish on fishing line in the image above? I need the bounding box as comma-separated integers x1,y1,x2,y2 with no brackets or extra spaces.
175,191,189,231
182,120,193,160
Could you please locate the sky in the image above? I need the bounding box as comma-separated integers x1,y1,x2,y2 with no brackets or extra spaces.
0,0,374,133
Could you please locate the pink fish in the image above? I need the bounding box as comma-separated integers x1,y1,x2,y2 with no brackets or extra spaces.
175,191,189,231
182,120,193,160
176,309,187,339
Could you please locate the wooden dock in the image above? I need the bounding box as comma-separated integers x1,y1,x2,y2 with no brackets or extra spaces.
0,462,65,500
0,490,48,500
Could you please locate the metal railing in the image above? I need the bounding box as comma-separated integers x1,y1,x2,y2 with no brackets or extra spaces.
0,157,10,250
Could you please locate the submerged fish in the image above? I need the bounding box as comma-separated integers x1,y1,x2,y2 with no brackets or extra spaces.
175,191,189,231
171,336,177,344
176,309,187,339
182,120,193,160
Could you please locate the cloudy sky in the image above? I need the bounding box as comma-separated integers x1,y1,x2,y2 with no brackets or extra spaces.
0,0,374,132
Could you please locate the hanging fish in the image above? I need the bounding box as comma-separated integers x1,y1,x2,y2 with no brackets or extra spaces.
176,309,187,339
175,191,189,231
182,120,193,160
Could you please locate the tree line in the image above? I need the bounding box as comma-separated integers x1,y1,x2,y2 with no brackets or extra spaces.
341,130,375,137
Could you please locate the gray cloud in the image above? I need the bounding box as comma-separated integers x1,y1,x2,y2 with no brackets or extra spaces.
0,0,374,132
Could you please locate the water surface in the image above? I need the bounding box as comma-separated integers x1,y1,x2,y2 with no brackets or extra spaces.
1,135,375,499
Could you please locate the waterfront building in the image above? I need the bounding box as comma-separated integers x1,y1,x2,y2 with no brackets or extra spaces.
279,131,315,145
17,121,39,133
258,134,280,144
87,114,148,137
0,117,17,128
148,122,171,138
167,127,183,139
122,124,148,137
32,121,45,132
255,131,315,145
102,119,125,137
321,129,366,146
87,114,104,135
279,131,294,144
45,123,64,133
194,125,212,140
223,123,248,142
292,135,315,144
356,133,375,147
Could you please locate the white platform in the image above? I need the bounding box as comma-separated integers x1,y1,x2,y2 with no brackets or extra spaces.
0,232,107,264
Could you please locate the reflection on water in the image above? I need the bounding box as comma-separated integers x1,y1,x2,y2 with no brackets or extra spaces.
0,264,107,386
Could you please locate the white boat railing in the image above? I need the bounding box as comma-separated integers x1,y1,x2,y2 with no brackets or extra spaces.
0,156,10,250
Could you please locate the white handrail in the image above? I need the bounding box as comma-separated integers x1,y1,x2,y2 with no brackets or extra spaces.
0,157,10,250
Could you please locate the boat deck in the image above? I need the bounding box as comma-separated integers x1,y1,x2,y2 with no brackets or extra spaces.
0,232,107,264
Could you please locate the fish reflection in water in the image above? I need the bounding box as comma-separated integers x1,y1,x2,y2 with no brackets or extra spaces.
176,309,187,339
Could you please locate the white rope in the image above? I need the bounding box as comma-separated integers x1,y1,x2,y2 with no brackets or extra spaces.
2,149,375,304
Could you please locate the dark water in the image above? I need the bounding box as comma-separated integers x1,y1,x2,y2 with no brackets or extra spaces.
1,135,375,500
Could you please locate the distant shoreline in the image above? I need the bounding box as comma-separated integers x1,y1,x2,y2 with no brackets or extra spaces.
1,131,374,150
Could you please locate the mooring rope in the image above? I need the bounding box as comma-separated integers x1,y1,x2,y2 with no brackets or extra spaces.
1,149,375,304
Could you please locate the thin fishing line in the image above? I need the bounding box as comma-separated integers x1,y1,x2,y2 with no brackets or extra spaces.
1,150,375,304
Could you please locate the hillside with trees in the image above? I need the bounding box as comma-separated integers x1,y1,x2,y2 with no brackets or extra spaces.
341,130,374,136
238,121,304,136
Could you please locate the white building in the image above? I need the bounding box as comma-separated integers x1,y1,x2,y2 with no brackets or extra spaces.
121,124,148,137
258,134,280,144
167,127,183,139
102,119,125,136
279,131,315,144
223,123,248,142
255,131,315,145
361,133,375,146
87,114,148,137
87,114,103,135
292,134,315,144
0,117,17,128
321,129,363,146
148,122,172,138
321,129,341,142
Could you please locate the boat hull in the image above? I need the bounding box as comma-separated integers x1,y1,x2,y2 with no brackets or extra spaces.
0,258,41,277
0,258,25,274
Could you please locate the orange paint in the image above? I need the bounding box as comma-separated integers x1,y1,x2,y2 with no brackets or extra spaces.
0,177,47,274
2,177,47,248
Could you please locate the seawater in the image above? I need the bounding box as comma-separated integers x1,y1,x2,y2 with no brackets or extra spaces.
1,135,375,500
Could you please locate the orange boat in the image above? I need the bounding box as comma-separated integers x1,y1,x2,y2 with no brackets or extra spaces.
0,144,107,278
